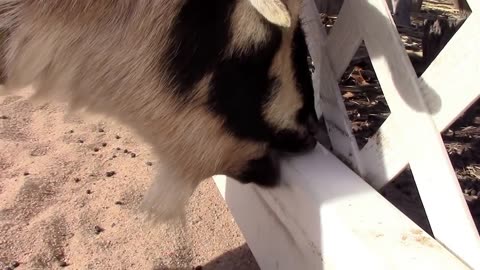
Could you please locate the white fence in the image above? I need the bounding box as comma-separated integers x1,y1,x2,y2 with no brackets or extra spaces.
214,0,480,269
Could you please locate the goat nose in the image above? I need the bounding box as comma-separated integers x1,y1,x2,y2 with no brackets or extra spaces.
306,115,320,135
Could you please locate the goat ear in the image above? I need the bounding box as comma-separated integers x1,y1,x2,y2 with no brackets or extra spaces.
248,0,291,28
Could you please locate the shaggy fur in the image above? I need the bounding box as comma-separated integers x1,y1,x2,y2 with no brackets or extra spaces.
0,0,318,222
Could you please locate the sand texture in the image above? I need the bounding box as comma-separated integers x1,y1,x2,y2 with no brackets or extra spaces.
0,88,259,270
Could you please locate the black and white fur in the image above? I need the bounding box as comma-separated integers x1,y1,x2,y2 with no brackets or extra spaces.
0,0,319,221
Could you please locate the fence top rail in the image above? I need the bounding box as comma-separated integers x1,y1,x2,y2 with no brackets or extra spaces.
214,143,471,269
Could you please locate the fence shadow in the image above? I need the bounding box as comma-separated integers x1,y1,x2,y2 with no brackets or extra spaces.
201,244,260,270
153,244,259,270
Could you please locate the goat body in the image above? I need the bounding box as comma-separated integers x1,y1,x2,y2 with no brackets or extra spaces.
0,0,318,221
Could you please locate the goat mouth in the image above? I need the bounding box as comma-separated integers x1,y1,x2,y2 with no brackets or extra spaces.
269,129,317,154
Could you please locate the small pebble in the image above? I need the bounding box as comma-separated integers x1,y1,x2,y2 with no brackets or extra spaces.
115,201,123,205
69,130,74,133
106,171,116,177
93,148,100,152
74,178,81,183
102,142,107,147
130,153,136,158
58,261,68,267
86,189,92,194
10,261,19,268
116,147,121,151
115,135,121,139
470,189,477,196
123,149,129,153
0,115,8,119
98,128,105,133
78,139,84,143
112,155,117,158
23,172,30,176
146,161,153,166
94,225,104,234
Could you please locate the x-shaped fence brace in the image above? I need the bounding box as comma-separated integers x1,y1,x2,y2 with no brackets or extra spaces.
301,0,480,267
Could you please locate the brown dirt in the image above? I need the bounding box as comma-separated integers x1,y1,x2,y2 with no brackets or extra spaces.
0,88,259,270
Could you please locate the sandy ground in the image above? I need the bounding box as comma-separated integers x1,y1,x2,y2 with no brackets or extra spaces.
0,88,260,270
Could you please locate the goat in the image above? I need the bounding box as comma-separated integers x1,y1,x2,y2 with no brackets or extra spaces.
0,0,319,222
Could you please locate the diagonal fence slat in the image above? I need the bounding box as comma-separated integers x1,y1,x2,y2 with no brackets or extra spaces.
301,0,365,174
359,13,480,189
321,1,480,194
325,0,364,80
